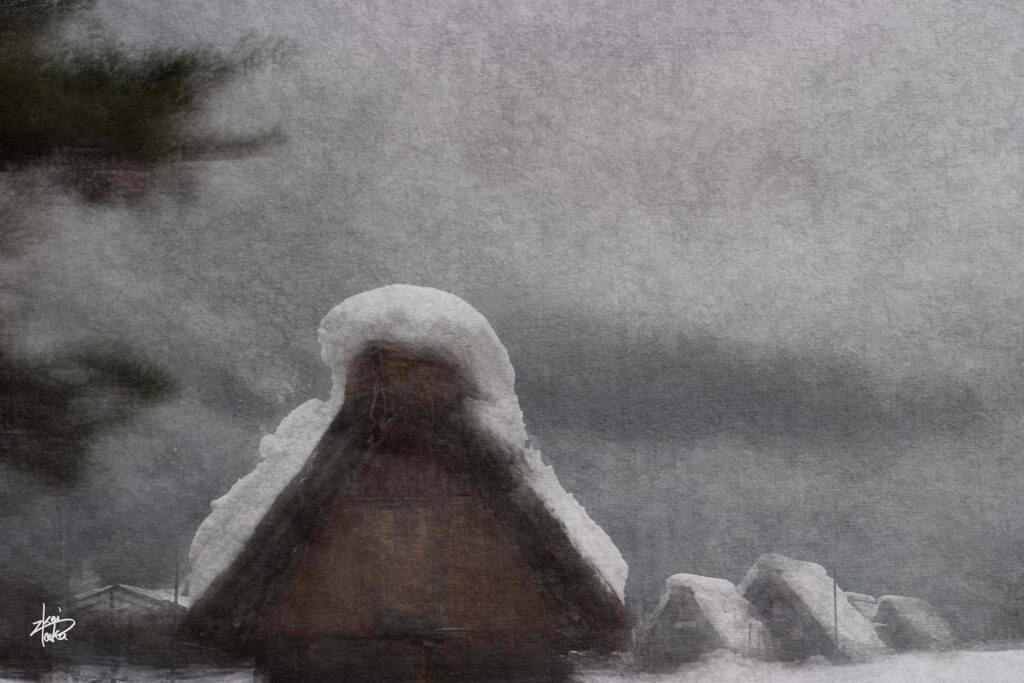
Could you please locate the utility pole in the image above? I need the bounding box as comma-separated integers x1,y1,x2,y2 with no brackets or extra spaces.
172,547,182,675
833,568,839,653
61,497,70,609
174,551,180,606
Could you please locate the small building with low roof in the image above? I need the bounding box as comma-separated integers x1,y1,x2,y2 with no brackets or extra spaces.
738,554,886,661
637,573,763,670
874,595,956,651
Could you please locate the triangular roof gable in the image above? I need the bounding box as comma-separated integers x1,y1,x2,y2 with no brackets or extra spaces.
184,349,629,652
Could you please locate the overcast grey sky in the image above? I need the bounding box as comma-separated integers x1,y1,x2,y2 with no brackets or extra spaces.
8,0,1024,637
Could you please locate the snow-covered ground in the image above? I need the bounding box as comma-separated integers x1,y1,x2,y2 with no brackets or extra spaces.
2,650,1021,681
2,665,259,682
578,649,1024,683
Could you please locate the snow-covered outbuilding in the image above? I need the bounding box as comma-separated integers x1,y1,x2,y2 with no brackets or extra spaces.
636,574,763,671
181,285,630,680
873,595,956,651
70,584,191,614
67,584,188,659
738,554,885,661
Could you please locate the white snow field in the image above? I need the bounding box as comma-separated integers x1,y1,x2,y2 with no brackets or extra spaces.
187,284,628,602
25,666,259,682
5,650,1022,681
578,649,1024,683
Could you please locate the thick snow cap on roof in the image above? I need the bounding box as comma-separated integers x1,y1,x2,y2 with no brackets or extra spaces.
738,554,885,657
187,285,627,604
663,574,763,654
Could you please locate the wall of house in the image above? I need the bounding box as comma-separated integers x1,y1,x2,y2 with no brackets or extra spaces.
263,448,564,641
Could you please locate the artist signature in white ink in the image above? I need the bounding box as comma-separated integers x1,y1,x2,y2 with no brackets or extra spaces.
29,603,75,647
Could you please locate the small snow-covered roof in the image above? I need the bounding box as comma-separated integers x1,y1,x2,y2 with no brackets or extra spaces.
662,574,762,653
126,586,193,608
875,595,956,650
187,285,627,607
638,573,762,669
738,554,884,657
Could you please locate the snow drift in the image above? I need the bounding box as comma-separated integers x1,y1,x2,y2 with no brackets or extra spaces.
186,285,627,604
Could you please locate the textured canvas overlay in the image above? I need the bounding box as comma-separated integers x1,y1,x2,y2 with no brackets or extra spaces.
2,2,1023,681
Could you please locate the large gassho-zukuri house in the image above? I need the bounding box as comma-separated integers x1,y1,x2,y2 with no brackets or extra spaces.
181,285,630,681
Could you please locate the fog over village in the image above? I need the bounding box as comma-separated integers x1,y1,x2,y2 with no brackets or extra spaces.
4,1,1024,680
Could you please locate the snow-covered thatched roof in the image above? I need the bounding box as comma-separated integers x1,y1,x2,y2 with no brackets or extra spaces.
739,554,885,659
648,574,762,653
875,595,956,650
662,574,762,653
637,573,762,670
185,285,627,628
